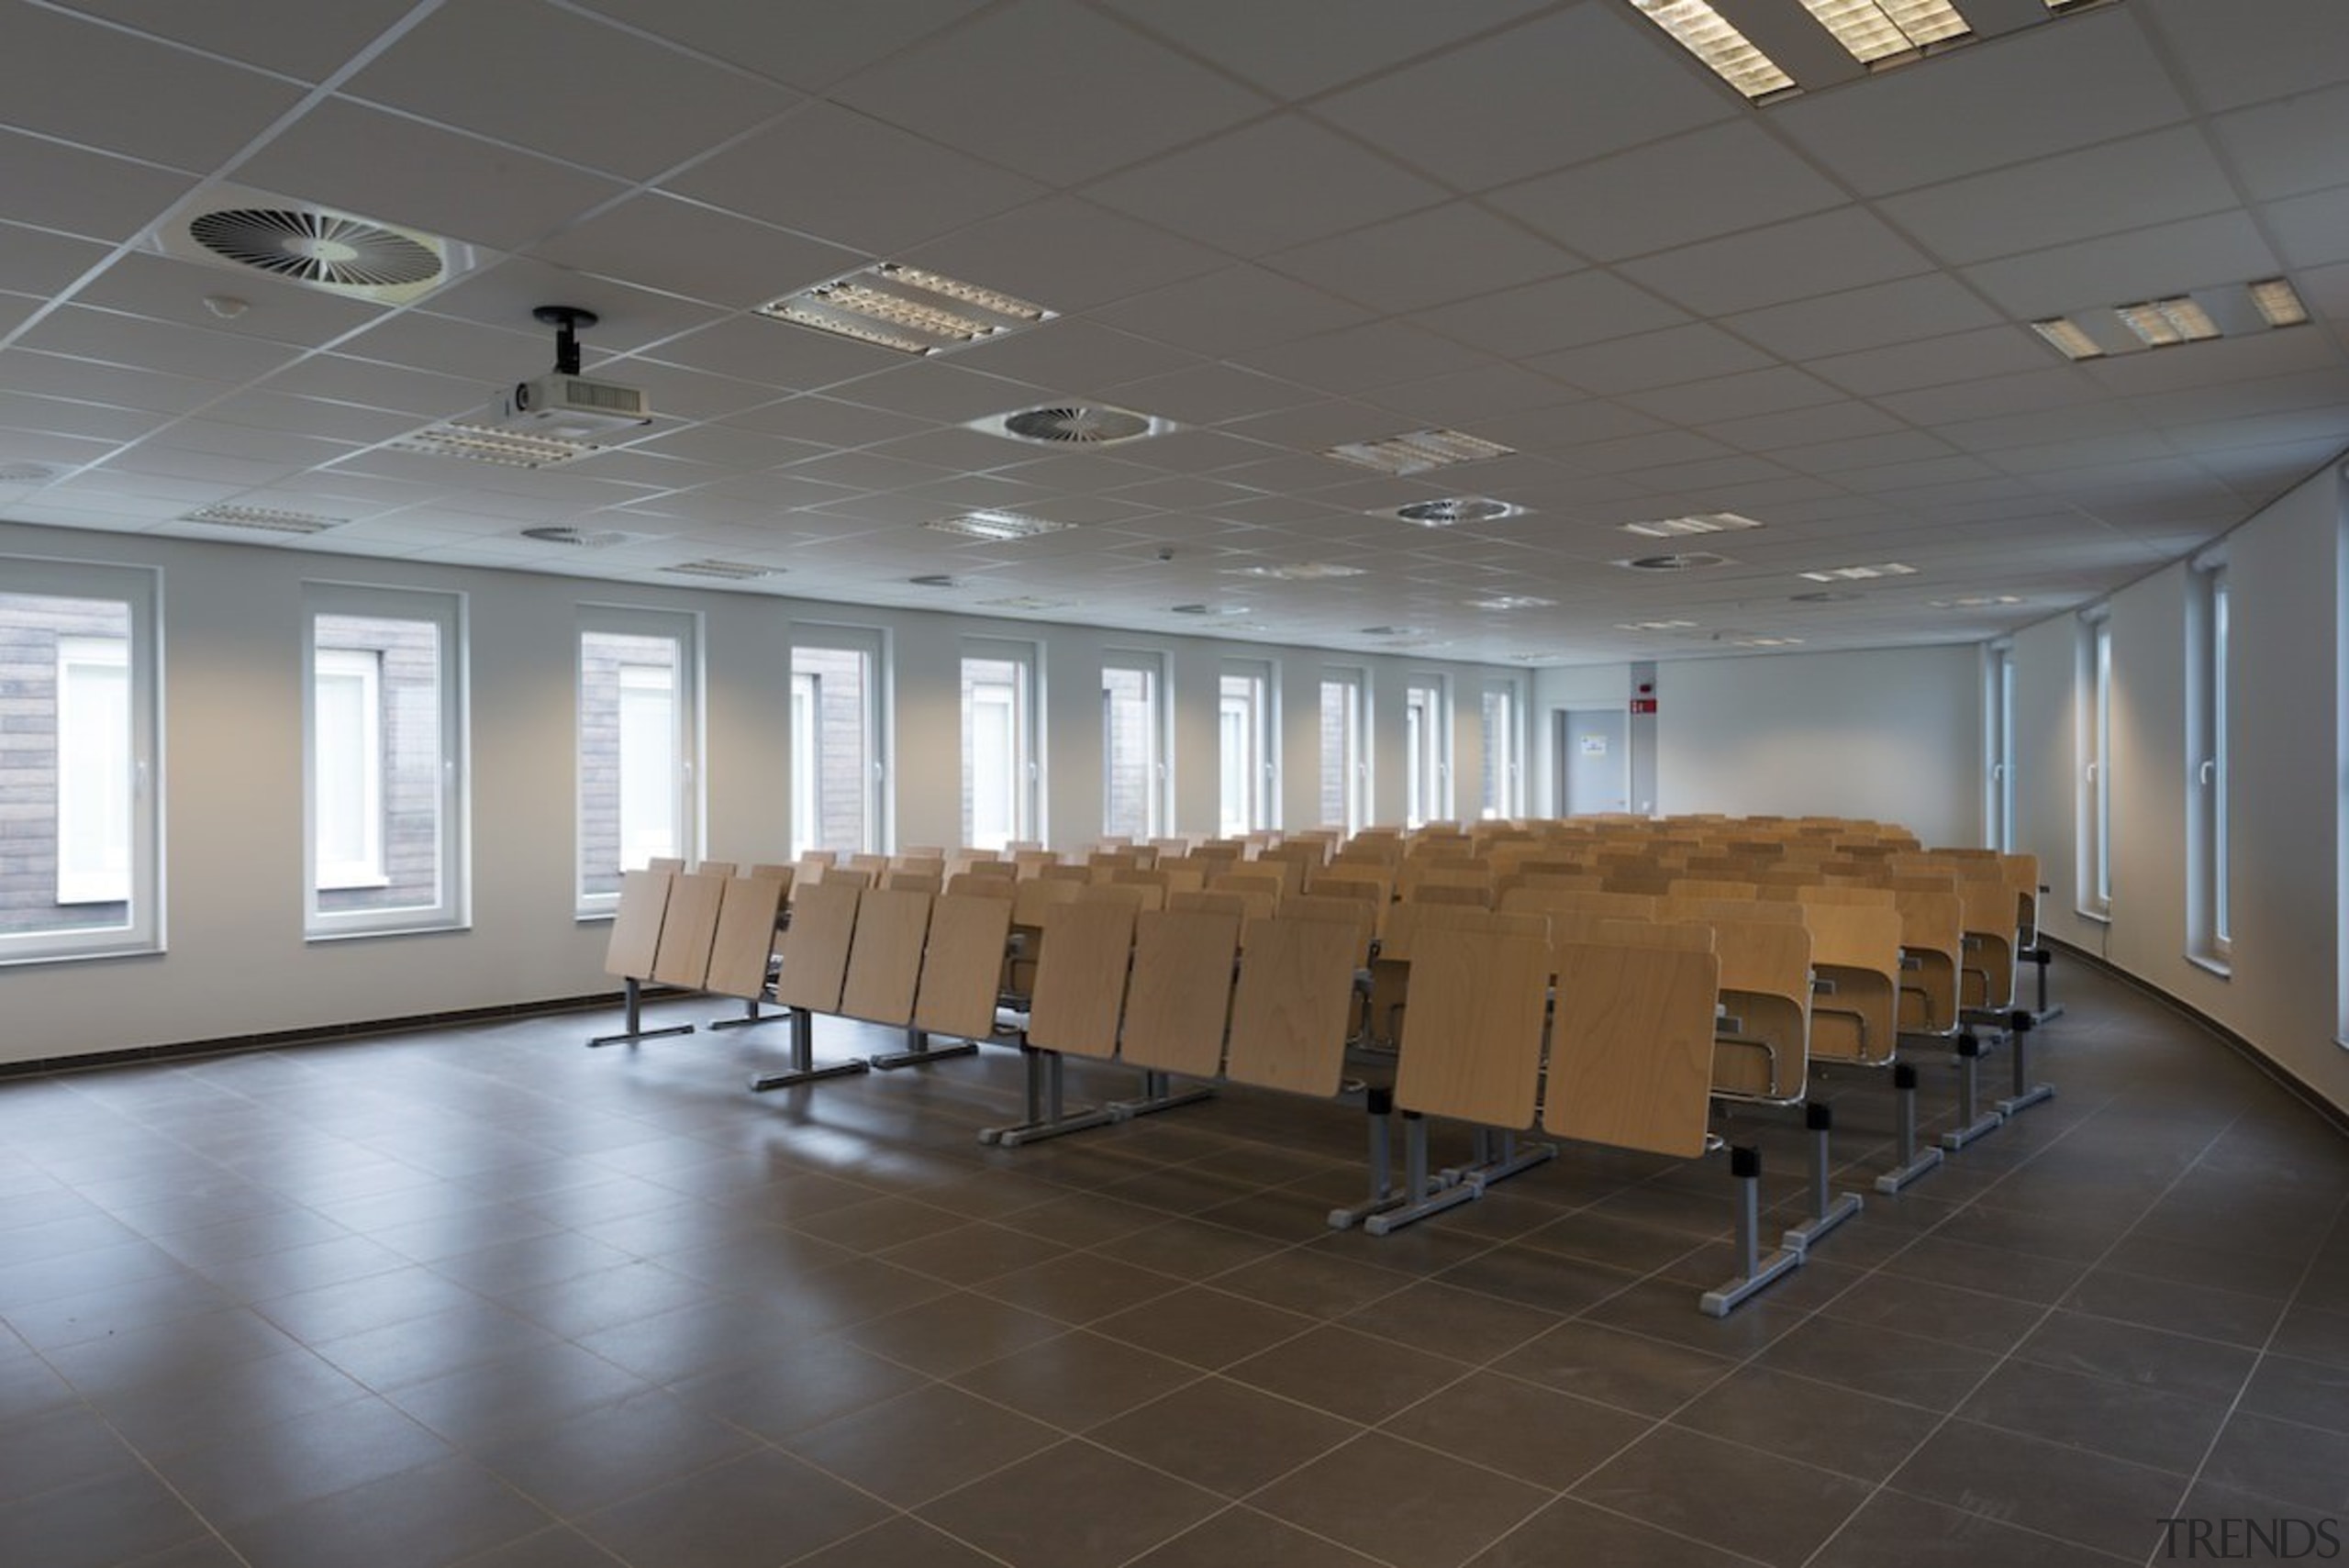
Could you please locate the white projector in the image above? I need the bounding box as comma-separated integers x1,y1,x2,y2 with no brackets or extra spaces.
494,373,653,439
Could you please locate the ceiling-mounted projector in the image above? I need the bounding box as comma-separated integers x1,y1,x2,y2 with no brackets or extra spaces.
486,306,652,439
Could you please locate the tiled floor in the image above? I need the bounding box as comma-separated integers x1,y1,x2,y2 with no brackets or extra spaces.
3,960,2345,1568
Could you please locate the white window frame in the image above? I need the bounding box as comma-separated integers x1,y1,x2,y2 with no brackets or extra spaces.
1405,676,1452,829
1320,667,1369,834
2189,562,2230,968
1986,642,2015,854
1219,660,1276,836
3,558,161,965
310,645,385,892
791,625,889,859
577,606,699,917
963,638,1041,852
303,584,467,939
55,634,132,906
1477,679,1523,821
1101,650,1168,842
2077,609,2112,920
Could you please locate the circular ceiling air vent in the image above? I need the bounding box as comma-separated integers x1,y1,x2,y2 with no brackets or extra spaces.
189,208,441,290
1620,552,1729,572
1005,406,1152,444
520,526,636,550
1391,497,1524,527
909,573,963,588
1791,590,1861,604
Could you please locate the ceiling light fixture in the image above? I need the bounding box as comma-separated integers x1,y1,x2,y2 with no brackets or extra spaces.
1617,618,1699,631
762,263,1054,356
985,595,1071,611
1928,594,2025,607
180,502,347,535
1731,635,1806,648
1358,624,1427,637
1172,603,1250,617
1226,562,1366,581
909,573,963,588
1800,0,1969,64
2115,296,2220,348
391,423,602,468
518,526,643,549
1324,428,1515,476
1620,510,1765,539
1798,562,1918,582
1467,595,1557,611
2030,317,2106,361
1629,0,1798,100
660,560,778,581
2250,278,2310,328
926,511,1074,541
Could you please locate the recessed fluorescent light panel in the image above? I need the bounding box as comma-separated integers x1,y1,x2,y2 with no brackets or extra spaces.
2250,278,2310,328
2115,296,2219,348
985,595,1070,611
1618,618,1699,631
926,511,1074,541
519,526,643,549
1226,562,1365,582
1325,428,1514,476
1358,625,1426,638
1732,636,1806,648
181,503,346,535
762,262,1053,356
1630,0,1797,100
660,560,778,581
2030,317,2105,361
1798,562,1917,582
391,423,601,468
1620,511,1765,539
1929,594,2024,607
2033,279,2310,361
1467,595,1556,611
1172,603,1250,617
1801,0,1969,63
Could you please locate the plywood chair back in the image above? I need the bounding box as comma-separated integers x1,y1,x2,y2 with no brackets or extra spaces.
1668,877,1759,901
705,874,787,1001
748,863,796,892
1222,915,1366,1099
1800,902,1902,1065
946,872,1019,901
1080,881,1163,914
1709,919,1813,1100
1662,895,1804,927
818,864,875,891
1499,887,1657,924
1891,887,1963,1035
881,871,942,895
1025,901,1136,1062
1305,867,1392,907
1955,875,2021,1010
1792,883,1897,908
1119,906,1242,1080
604,869,674,980
953,856,1018,881
1544,942,1720,1160
1391,923,1553,1130
774,879,861,1014
646,856,686,873
840,885,933,1026
1279,895,1376,962
913,894,1015,1041
1210,871,1286,908
1171,887,1275,928
651,872,728,990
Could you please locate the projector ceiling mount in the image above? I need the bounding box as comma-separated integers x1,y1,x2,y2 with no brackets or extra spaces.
533,305,598,374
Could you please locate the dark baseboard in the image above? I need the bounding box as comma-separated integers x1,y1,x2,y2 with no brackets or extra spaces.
0,990,644,1082
2041,935,2349,1140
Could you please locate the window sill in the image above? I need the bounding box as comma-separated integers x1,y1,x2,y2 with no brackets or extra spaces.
304,921,470,944
2074,907,2111,926
0,940,163,969
317,876,393,893
2185,953,2232,980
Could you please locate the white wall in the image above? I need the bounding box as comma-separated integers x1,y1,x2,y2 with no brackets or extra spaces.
1653,646,1985,848
2015,465,2347,1110
0,521,1519,1065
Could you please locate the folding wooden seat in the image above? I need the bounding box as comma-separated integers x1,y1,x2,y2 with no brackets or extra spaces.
1669,877,1759,901
840,885,933,1027
1708,918,1813,1102
748,878,874,1091
1800,902,1902,1067
588,868,695,1048
1117,906,1242,1082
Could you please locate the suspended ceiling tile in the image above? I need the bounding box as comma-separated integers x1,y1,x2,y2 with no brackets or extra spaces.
630,317,901,395
1419,271,1688,359
1085,264,1373,360
0,7,309,171
1312,5,1738,193
662,102,1046,258
1263,202,1580,317
1530,325,1776,399
1701,400,1906,453
1805,326,2052,398
0,226,110,301
1621,365,1845,426
0,129,199,244
1100,362,1319,427
833,0,1268,187
2146,0,2349,113
1363,364,1584,428
897,197,1227,317
1960,211,2282,320
420,262,728,357
2264,187,2349,271
565,0,990,94
1769,6,2188,196
527,193,863,312
1623,207,1936,318
235,98,630,252
2210,86,2349,204
1232,319,1490,395
343,0,798,182
1099,0,1549,98
2,347,231,415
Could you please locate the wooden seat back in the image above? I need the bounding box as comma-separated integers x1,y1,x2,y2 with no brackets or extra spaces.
1392,922,1553,1130
774,879,862,1013
1222,915,1367,1098
912,893,1015,1040
1709,919,1812,1100
1210,871,1286,908
1170,886,1275,927
1668,877,1759,901
1119,907,1242,1079
1661,895,1805,926
1025,901,1137,1062
603,869,674,981
650,871,728,990
1801,902,1902,1065
946,872,1019,900
1955,875,2021,1010
1892,887,1964,1035
840,885,933,1026
704,874,787,1001
646,857,686,874
1545,941,1720,1159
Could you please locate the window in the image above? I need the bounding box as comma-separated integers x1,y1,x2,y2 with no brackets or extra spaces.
305,587,466,936
2077,612,2111,917
1478,681,1520,820
1,561,159,962
963,640,1038,851
2190,566,2230,964
1405,677,1450,828
791,629,885,858
1219,661,1275,836
1987,643,2015,853
1319,668,1367,832
1101,652,1165,841
579,608,697,911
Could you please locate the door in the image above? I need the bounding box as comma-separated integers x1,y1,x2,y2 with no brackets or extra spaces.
1558,709,1628,816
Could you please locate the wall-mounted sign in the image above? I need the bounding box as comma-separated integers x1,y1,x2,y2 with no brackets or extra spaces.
1580,735,1609,755
1630,697,1658,715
